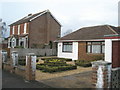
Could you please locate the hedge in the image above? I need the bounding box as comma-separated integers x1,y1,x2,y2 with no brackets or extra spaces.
36,64,77,73
75,60,92,67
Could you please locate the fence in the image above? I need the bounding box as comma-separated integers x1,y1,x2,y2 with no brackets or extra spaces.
10,48,57,56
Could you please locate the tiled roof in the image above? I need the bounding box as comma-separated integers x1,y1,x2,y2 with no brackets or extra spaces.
9,10,61,26
58,25,119,41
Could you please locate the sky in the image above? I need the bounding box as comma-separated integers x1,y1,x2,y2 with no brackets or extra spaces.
0,0,119,37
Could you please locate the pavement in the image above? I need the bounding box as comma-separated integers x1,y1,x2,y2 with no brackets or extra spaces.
2,70,51,88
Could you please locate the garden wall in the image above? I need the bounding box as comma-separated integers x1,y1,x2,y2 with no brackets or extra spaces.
10,48,57,56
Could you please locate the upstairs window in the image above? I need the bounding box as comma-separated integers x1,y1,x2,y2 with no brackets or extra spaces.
87,42,105,54
12,26,15,34
24,23,27,34
62,42,72,52
18,25,20,35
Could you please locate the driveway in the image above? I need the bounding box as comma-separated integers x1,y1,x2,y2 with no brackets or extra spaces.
2,70,51,88
38,71,93,88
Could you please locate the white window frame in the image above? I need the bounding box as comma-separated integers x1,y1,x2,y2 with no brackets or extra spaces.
24,23,27,34
12,26,15,34
18,25,20,35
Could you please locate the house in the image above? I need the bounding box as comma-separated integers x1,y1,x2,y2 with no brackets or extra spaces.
8,10,61,49
56,25,120,61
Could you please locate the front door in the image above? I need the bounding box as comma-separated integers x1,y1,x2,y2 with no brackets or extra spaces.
112,41,120,68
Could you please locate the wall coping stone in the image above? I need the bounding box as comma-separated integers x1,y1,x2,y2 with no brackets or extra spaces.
91,60,111,66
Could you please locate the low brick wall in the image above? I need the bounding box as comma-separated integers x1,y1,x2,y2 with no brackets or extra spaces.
3,63,12,72
3,63,26,78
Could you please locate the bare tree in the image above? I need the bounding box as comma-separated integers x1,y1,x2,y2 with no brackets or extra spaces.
0,19,7,38
63,29,72,36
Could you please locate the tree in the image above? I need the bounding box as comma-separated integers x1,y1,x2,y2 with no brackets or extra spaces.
63,29,72,36
0,19,7,39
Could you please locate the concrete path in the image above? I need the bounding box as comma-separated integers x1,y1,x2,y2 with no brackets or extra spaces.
2,70,51,88
38,71,93,88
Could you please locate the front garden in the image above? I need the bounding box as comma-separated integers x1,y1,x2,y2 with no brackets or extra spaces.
36,59,77,73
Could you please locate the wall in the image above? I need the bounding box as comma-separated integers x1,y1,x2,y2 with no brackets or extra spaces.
105,39,112,63
47,12,61,43
29,13,47,48
78,42,104,61
29,12,61,48
57,42,78,60
10,48,57,56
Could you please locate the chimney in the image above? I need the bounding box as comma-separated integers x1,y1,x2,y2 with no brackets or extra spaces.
28,14,32,16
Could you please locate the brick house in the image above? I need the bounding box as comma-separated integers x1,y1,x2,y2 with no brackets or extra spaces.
8,10,61,48
56,25,120,61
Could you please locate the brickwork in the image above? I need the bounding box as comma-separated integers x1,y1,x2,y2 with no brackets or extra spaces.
91,61,111,88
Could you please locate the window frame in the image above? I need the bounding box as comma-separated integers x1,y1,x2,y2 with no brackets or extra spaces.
86,41,105,54
62,42,73,53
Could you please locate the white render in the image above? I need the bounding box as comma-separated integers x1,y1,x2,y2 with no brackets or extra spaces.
57,42,78,60
105,39,112,63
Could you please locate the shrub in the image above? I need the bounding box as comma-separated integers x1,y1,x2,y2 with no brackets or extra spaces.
36,59,77,73
75,60,92,67
36,59,39,62
18,59,26,66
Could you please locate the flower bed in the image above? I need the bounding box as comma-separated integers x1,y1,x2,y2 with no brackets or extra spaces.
41,58,72,62
36,59,77,73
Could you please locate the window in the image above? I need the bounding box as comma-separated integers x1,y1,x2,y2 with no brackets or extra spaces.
18,25,20,35
87,42,105,54
62,42,72,52
24,23,27,34
12,26,15,34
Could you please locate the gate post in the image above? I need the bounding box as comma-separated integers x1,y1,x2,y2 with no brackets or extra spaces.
25,53,36,81
91,60,112,88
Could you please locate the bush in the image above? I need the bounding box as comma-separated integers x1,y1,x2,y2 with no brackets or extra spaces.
75,60,92,67
36,59,77,73
18,59,26,66
36,59,39,62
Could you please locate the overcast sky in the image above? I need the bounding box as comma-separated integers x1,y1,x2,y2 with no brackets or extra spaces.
0,0,119,37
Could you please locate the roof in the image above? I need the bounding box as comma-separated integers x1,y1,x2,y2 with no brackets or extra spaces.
9,10,61,26
58,25,120,41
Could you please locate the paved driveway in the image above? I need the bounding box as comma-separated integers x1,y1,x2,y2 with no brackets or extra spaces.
2,70,51,88
38,71,93,88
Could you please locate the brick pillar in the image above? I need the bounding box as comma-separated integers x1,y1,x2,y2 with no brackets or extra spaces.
91,60,112,88
25,53,36,81
11,51,18,73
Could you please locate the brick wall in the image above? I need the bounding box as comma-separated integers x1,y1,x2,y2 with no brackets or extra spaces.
14,25,18,35
78,42,104,61
29,12,61,48
47,12,61,42
29,13,47,48
10,26,13,35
